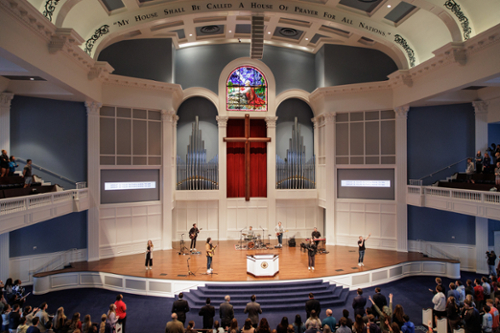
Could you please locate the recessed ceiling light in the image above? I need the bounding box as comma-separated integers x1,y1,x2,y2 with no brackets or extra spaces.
387,4,392,8
189,34,193,36
305,38,309,41
30,78,35,81
267,32,271,34
229,30,232,33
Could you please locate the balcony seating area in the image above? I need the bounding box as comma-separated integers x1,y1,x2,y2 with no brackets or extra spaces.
437,173,498,192
0,176,51,199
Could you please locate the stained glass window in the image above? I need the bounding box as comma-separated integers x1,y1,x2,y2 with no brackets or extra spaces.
226,66,267,111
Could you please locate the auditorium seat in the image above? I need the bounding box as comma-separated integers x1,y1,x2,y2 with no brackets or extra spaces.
2,185,57,199
438,181,498,192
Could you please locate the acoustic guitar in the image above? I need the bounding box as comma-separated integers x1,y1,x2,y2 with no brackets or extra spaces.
189,228,203,239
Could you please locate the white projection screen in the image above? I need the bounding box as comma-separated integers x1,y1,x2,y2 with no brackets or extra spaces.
337,169,395,200
101,169,160,204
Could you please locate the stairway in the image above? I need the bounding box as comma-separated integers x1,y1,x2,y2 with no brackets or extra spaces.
183,279,349,312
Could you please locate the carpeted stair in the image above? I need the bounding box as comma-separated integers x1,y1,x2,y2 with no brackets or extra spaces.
183,279,349,311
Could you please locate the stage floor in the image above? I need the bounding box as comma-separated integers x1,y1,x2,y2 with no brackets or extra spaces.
36,241,456,282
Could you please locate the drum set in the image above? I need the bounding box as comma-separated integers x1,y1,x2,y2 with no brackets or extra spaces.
236,228,269,250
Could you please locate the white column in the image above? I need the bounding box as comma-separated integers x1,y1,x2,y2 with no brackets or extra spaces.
0,92,14,153
161,110,176,250
473,101,489,152
85,100,101,262
216,116,228,241
395,105,409,252
473,101,489,273
476,217,489,274
324,112,336,245
0,93,14,279
266,116,278,234
0,233,9,283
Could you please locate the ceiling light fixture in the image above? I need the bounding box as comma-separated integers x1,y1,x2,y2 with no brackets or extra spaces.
305,38,309,41
387,4,392,8
30,78,35,81
268,32,271,34
229,30,232,33
189,33,192,36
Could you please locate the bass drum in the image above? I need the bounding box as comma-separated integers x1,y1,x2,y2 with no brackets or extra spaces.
247,241,255,249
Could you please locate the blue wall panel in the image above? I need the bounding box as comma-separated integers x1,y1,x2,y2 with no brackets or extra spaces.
489,219,500,247
9,211,88,257
10,96,87,189
408,206,475,244
407,103,475,185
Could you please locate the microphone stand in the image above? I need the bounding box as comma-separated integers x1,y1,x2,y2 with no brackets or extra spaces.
187,257,195,276
259,226,265,249
239,227,245,250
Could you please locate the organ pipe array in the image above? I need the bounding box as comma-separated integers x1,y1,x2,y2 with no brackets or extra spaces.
276,117,315,189
176,116,219,190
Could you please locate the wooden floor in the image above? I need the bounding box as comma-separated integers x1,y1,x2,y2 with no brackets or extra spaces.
36,240,456,282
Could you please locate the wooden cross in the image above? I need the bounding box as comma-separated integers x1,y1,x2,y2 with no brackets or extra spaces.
223,114,271,201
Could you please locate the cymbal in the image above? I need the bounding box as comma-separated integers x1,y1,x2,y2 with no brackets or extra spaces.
241,233,247,236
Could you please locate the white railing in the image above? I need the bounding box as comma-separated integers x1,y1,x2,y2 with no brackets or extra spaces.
0,188,88,216
409,179,423,186
408,185,500,205
76,182,87,189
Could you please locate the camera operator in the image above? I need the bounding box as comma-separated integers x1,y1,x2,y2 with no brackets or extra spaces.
486,251,497,276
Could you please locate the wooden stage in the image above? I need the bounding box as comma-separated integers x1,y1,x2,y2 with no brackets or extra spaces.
36,241,456,282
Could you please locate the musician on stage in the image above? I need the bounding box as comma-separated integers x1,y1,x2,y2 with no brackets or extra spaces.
247,226,255,239
307,239,317,271
189,223,200,252
311,227,321,247
275,222,284,248
206,238,217,273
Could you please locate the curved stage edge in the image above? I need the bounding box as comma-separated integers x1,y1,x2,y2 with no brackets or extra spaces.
33,260,460,298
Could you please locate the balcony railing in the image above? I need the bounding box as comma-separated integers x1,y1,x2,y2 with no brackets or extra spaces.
407,185,500,205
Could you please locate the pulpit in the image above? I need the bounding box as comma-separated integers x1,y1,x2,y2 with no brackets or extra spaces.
246,254,279,277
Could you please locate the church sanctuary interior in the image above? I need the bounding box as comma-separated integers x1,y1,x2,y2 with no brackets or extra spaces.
1,0,500,327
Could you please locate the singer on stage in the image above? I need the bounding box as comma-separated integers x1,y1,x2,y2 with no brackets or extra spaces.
311,227,321,247
275,222,284,248
206,238,217,273
189,223,200,251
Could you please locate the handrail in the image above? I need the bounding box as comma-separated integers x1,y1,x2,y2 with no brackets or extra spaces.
15,157,80,185
31,248,77,274
417,240,459,261
418,157,469,181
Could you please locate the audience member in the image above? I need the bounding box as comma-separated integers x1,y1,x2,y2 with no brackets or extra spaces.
448,283,460,301
45,321,55,333
23,159,33,188
35,302,50,333
366,315,381,333
466,280,475,298
353,289,367,318
214,321,224,333
165,313,184,333
9,303,21,332
228,318,240,333
372,288,388,319
463,299,481,333
432,286,446,326
476,151,483,174
277,317,289,333
341,310,353,330
17,316,29,333
2,303,11,332
288,324,297,333
242,318,256,333
69,312,82,333
172,293,189,325
220,296,234,330
199,298,215,330
293,315,306,333
257,318,271,333
322,310,336,333
305,294,321,319
186,320,198,333
475,279,486,311
429,278,447,296
392,305,405,329
484,153,492,173
466,158,475,183
305,311,321,330
27,317,41,333
114,294,127,333
244,295,263,328
1,150,9,177
486,299,499,332
106,304,118,332
456,281,466,306
400,315,414,333
336,318,352,333
82,314,92,333
98,314,110,333
353,314,365,333
53,307,67,332
482,305,493,333
483,277,492,301
446,296,461,332
8,156,18,177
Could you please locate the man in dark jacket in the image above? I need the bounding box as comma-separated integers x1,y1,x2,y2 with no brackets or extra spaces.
352,288,367,317
372,287,387,318
172,293,190,325
219,295,234,329
199,298,215,329
244,295,263,328
305,293,321,319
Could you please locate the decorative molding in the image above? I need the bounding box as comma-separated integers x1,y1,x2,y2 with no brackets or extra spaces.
85,100,102,116
394,34,416,68
84,25,110,55
323,112,336,123
49,28,85,54
472,101,488,115
88,61,114,81
444,0,472,40
161,109,176,122
102,74,183,93
452,45,467,66
394,105,410,118
0,92,14,108
42,0,60,22
265,116,278,128
216,116,229,128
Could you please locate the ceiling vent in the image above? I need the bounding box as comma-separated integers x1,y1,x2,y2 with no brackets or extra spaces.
251,16,265,59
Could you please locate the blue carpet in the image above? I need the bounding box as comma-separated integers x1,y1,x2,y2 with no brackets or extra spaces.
20,271,486,333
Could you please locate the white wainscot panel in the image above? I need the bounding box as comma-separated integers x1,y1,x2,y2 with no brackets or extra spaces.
116,217,133,244
350,212,365,234
132,206,148,216
336,202,350,211
132,216,148,241
336,212,350,234
116,207,132,217
380,204,396,214
365,213,381,238
380,214,396,238
350,203,365,212
365,203,380,213
100,219,116,246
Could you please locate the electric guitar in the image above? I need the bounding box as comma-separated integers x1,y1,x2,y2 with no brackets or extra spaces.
276,229,288,236
189,228,203,239
206,244,218,257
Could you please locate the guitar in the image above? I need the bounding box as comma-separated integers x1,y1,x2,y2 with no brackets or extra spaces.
276,229,288,236
206,244,218,257
189,228,203,239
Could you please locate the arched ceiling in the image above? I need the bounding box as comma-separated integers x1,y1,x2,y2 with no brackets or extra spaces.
31,0,500,70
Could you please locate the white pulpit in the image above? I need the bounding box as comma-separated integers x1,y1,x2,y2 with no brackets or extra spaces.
246,254,279,277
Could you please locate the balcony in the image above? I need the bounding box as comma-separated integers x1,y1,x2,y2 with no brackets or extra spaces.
407,185,500,220
0,188,89,234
